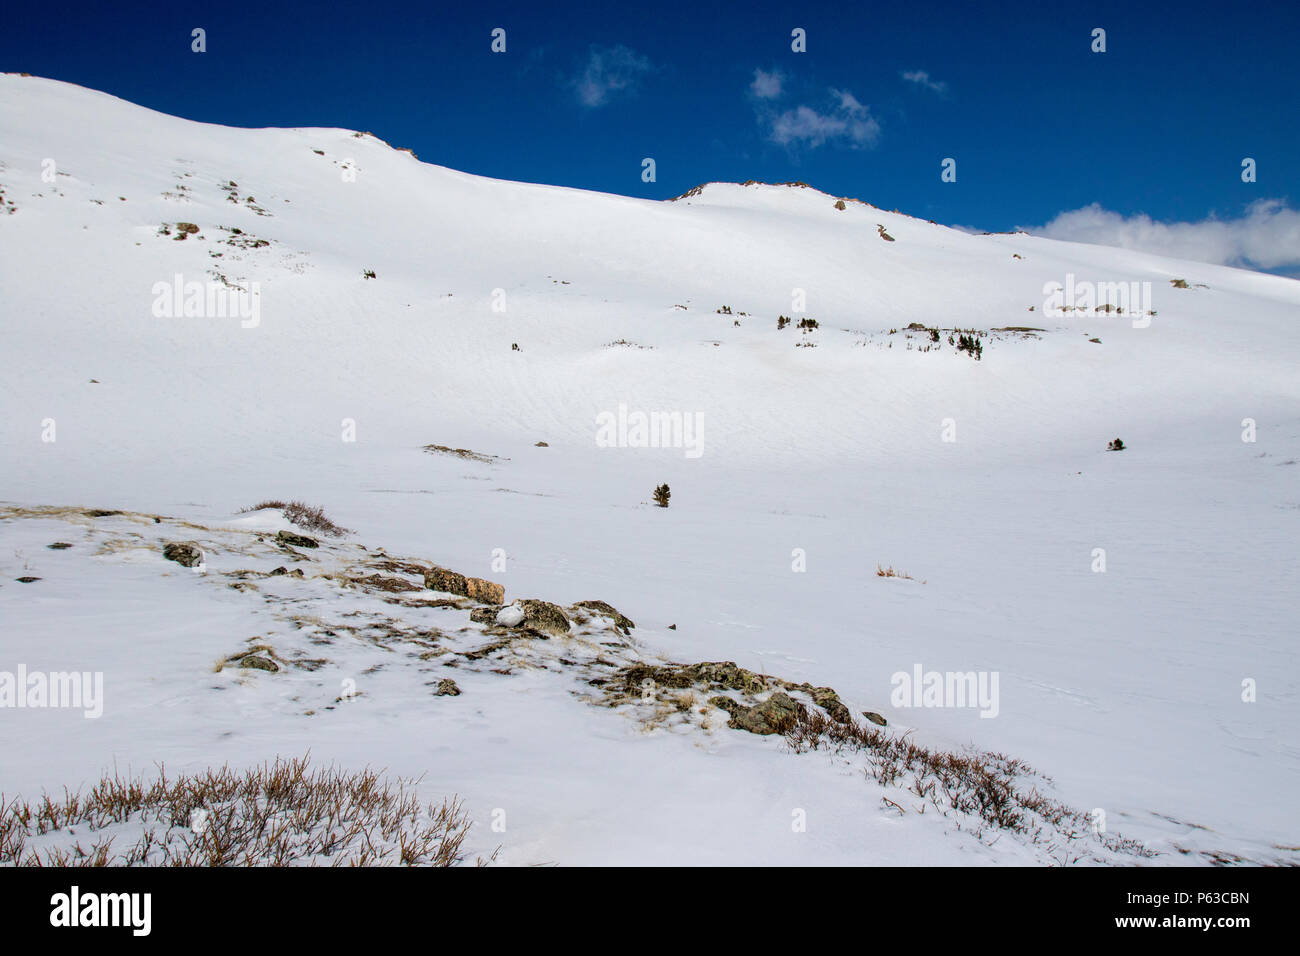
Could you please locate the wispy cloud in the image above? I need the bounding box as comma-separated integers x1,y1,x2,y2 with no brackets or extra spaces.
763,87,880,149
749,68,784,99
1021,200,1300,272
571,45,652,108
901,70,948,95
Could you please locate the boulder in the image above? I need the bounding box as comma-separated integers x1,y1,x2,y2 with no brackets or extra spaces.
163,542,203,567
469,605,502,624
518,599,570,636
424,565,504,604
435,678,461,697
711,691,805,735
465,576,505,604
573,600,635,633
276,530,318,549
785,682,853,723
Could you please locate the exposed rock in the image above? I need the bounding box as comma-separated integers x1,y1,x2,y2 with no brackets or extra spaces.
573,600,635,633
423,565,504,604
687,661,769,693
16,576,41,583
711,692,806,735
435,678,461,697
163,542,203,567
47,542,73,550
421,444,502,463
518,599,570,636
239,654,278,672
465,576,505,604
785,682,852,723
614,660,771,697
175,222,200,234
424,565,466,595
862,711,888,726
350,573,422,593
276,530,318,549
1170,278,1189,289
469,605,502,624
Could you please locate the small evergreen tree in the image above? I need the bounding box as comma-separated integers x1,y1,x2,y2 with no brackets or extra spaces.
653,483,671,508
1108,438,1125,451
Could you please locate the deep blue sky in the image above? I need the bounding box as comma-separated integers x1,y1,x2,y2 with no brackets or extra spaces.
5,0,1298,240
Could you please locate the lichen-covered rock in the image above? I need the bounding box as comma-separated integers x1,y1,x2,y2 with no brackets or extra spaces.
862,711,888,727
785,682,852,723
435,678,461,697
239,654,278,672
469,605,502,624
465,576,505,604
424,565,467,595
613,661,770,698
163,542,203,567
712,692,805,735
518,599,570,636
685,661,769,694
573,600,635,633
276,530,318,548
424,565,505,604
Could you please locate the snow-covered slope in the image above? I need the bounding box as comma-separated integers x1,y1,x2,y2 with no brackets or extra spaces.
1,74,1297,865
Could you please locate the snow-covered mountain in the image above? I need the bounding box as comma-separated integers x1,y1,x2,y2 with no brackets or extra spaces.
1,73,1297,865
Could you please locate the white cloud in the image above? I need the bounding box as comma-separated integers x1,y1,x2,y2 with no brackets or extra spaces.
831,88,866,115
901,70,948,95
750,68,783,99
766,89,880,149
572,46,652,108
1021,200,1300,272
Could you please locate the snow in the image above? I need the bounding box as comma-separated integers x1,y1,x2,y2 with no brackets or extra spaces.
1,74,1297,865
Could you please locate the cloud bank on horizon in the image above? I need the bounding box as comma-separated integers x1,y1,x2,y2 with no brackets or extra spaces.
1019,199,1300,275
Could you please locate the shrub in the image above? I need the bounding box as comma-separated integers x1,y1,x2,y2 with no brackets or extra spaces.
876,565,921,582
1107,438,1125,451
362,269,376,279
653,483,671,508
240,500,350,536
0,755,476,866
783,711,1152,858
797,317,819,330
777,315,790,330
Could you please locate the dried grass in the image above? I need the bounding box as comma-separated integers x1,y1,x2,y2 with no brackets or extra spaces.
0,755,477,866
